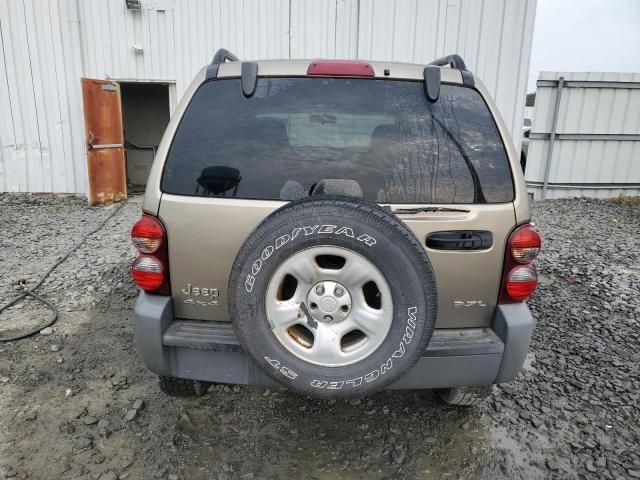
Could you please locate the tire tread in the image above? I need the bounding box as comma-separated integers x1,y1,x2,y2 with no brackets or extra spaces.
437,385,492,406
158,376,209,397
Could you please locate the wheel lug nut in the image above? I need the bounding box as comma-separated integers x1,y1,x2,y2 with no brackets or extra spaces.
334,286,344,297
324,315,333,322
315,284,325,295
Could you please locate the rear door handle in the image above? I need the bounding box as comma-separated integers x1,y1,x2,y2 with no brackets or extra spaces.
426,231,493,251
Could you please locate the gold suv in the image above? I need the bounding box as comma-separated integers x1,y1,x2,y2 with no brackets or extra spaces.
130,50,540,405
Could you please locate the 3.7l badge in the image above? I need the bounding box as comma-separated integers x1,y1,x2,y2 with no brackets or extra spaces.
453,300,487,308
182,283,220,306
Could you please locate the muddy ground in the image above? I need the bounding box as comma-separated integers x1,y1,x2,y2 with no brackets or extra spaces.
0,194,638,480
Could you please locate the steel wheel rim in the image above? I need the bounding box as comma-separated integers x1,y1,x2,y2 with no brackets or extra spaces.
265,246,393,367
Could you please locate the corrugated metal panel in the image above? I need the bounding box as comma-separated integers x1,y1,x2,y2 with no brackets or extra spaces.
78,0,290,96
526,71,640,199
0,11,16,191
0,0,536,194
0,0,291,193
1,0,37,192
356,0,537,153
290,0,359,59
0,0,85,193
524,106,534,121
290,0,337,59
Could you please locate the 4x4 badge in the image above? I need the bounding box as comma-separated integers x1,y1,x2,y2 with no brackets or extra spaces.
182,283,220,306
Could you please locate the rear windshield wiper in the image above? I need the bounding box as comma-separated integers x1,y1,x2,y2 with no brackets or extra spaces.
431,117,487,204
392,206,470,214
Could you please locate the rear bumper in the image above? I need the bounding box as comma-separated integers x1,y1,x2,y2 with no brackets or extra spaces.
134,293,534,389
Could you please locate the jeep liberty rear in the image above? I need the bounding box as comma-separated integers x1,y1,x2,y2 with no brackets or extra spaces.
132,51,539,404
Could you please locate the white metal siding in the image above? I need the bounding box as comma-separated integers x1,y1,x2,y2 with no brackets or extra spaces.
0,0,87,193
524,106,534,121
526,71,640,199
0,0,536,194
357,0,536,153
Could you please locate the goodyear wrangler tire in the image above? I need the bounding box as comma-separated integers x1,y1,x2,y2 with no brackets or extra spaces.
229,196,437,398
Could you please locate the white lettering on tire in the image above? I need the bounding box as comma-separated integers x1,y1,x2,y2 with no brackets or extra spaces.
261,245,274,261
275,234,290,249
264,356,298,380
356,233,376,246
251,259,262,275
244,275,255,293
335,227,354,238
327,381,344,390
345,377,362,388
392,342,405,358
380,358,393,375
364,370,380,383
310,306,418,390
244,224,377,293
318,224,336,234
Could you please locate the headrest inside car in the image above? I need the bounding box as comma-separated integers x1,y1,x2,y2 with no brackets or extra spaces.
310,179,364,198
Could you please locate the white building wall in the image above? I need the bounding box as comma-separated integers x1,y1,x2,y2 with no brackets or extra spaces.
0,0,537,194
357,0,537,154
526,71,640,199
0,0,85,193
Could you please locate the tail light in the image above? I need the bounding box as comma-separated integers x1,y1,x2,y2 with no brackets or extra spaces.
510,225,541,263
131,214,170,294
131,215,164,253
499,224,541,303
131,256,165,290
505,265,538,301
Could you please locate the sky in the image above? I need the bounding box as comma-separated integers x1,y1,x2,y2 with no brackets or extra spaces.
527,0,640,92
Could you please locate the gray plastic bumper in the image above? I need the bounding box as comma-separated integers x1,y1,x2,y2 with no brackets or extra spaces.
134,293,534,389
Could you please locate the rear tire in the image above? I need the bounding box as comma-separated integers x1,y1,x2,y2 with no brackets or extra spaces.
437,385,492,406
158,376,210,397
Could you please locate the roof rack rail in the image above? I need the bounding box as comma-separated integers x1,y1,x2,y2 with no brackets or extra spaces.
427,54,474,89
424,54,475,102
206,48,259,97
207,48,240,80
429,54,467,71
211,48,239,64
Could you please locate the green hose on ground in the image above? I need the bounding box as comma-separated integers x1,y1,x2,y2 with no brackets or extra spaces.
0,203,126,342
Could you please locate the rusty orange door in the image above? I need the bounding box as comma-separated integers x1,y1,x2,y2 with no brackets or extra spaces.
81,78,127,205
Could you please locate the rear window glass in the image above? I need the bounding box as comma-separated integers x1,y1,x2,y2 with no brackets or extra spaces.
162,78,514,203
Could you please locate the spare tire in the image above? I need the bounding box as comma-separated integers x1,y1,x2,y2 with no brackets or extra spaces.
229,196,437,398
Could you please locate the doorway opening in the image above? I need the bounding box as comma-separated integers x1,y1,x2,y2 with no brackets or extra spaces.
119,83,171,193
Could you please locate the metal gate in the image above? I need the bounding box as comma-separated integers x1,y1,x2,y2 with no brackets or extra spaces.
526,72,640,200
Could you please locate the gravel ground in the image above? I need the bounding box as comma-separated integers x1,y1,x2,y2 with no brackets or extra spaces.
0,193,638,480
